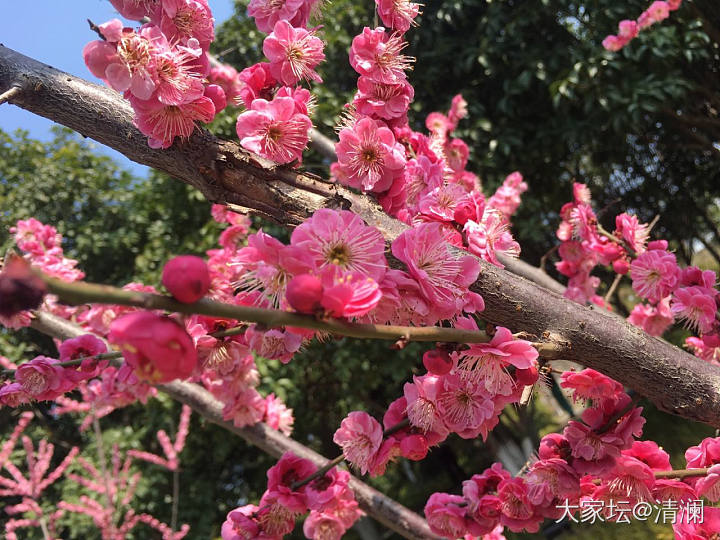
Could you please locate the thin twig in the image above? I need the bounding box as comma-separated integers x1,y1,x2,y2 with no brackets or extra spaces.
1,352,122,375
539,244,559,273
0,85,21,105
171,468,179,532
603,273,623,307
38,515,51,540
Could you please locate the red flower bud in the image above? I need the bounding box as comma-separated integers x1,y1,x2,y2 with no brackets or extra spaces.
422,349,453,375
515,365,539,386
109,312,197,383
400,434,429,461
162,255,210,303
612,258,630,275
0,257,46,317
286,274,324,313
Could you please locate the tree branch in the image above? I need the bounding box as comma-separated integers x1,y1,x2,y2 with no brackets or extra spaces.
5,45,720,426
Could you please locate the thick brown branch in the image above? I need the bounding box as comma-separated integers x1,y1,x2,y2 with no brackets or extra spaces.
5,45,720,426
29,311,439,540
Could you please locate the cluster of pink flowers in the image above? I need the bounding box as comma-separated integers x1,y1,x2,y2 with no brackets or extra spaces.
221,452,362,539
233,0,325,164
334,37,525,268
331,322,539,478
603,0,683,52
554,184,720,365
83,1,221,148
421,367,716,537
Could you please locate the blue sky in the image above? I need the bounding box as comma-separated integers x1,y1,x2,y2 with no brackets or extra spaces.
0,0,237,176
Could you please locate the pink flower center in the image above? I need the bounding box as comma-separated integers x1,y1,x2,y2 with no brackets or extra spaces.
21,370,48,395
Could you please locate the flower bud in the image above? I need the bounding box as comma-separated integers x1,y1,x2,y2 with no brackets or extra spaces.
162,255,210,303
286,274,324,313
422,349,453,376
612,258,630,275
0,257,47,317
400,434,429,460
109,312,197,383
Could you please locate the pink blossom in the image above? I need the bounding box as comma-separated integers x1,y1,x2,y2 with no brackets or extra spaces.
221,505,262,539
671,286,717,333
58,334,109,382
222,387,266,428
630,248,681,303
285,274,324,313
110,0,161,21
334,117,406,193
109,312,198,383
487,172,527,218
236,63,277,108
209,64,243,102
15,356,69,401
263,20,325,85
423,349,453,376
454,191,486,226
497,478,542,533
11,218,60,255
349,27,413,84
627,296,674,336
0,382,30,407
417,183,467,222
524,458,580,507
160,0,215,50
403,374,449,435
673,506,720,540
256,492,297,537
453,326,538,396
353,76,414,121
247,0,317,34
618,20,639,40
601,455,655,503
436,373,494,438
290,209,388,281
375,0,420,33
319,268,382,318
685,437,720,468
622,440,671,471
263,393,294,436
131,94,215,149
266,452,316,513
602,35,625,52
245,325,302,364
464,210,521,268
302,511,346,540
638,1,671,29
391,222,481,320
83,22,158,100
235,96,311,164
560,368,624,403
424,493,469,538
693,463,720,502
615,213,648,253
333,411,383,474
304,468,351,512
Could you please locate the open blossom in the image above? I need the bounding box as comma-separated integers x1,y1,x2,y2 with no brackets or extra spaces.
319,268,382,318
671,286,717,334
83,21,157,100
236,96,311,163
15,356,69,400
267,452,316,513
627,296,674,336
453,325,538,396
130,94,215,149
290,209,388,281
424,493,469,538
109,312,198,383
391,222,482,320
353,76,414,121
464,209,521,268
630,248,681,303
110,0,161,21
236,62,277,108
263,20,325,85
221,505,262,539
497,478,542,533
376,0,420,33
404,374,449,435
349,27,413,84
560,368,624,404
160,0,215,50
263,393,294,436
333,411,383,474
334,117,406,193
247,0,317,34
245,325,302,364
638,1,671,29
436,373,494,438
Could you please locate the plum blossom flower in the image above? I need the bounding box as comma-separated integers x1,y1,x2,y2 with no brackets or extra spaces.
263,20,325,85
391,222,482,320
108,312,198,383
15,356,69,400
349,27,413,84
375,0,420,33
130,94,215,149
247,0,318,34
464,209,521,268
453,326,538,396
160,0,215,50
630,248,681,303
671,286,717,334
627,297,674,336
333,411,383,474
290,209,388,281
266,452,316,513
560,368,625,404
221,505,261,539
245,325,302,364
319,268,382,318
497,478,542,533
236,62,277,108
334,117,406,193
353,76,414,121
110,0,161,21
303,511,346,540
263,393,294,436
436,374,494,438
236,96,311,163
424,493,469,538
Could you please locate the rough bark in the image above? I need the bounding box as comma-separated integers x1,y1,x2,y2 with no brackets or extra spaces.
29,311,439,540
4,45,720,426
